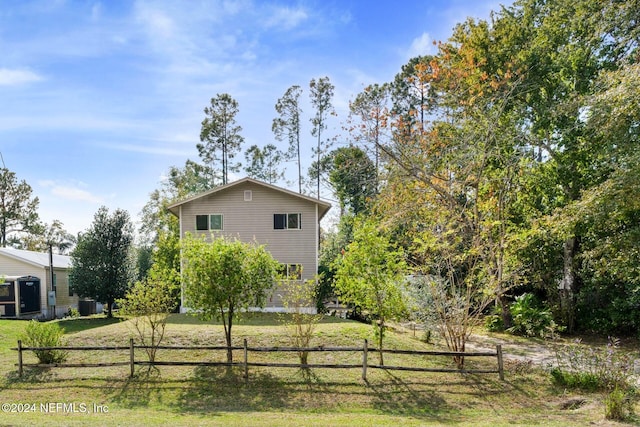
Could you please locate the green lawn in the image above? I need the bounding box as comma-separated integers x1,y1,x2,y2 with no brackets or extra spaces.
0,315,635,426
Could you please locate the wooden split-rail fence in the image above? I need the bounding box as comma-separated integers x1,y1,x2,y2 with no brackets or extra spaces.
13,339,505,381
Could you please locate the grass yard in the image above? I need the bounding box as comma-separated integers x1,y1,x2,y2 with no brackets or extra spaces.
0,314,636,426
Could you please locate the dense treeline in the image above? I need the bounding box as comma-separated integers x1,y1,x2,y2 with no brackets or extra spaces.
329,0,639,336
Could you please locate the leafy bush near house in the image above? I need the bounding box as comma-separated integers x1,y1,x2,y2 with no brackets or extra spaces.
20,320,68,364
66,307,80,318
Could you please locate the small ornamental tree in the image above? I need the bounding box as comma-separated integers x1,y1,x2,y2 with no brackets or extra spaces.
280,276,324,366
117,264,179,365
332,218,408,365
181,234,280,363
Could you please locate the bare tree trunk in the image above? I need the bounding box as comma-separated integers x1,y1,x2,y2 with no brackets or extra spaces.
377,320,384,366
225,311,234,363
106,300,113,318
499,295,513,330
559,236,579,333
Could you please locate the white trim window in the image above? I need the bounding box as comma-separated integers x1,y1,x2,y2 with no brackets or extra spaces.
273,213,301,230
279,263,302,280
196,214,224,231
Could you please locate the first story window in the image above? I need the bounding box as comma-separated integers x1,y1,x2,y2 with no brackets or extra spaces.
273,213,301,230
278,263,302,280
196,214,224,231
0,283,11,298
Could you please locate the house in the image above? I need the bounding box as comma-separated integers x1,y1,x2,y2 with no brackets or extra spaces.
0,247,79,318
167,177,331,311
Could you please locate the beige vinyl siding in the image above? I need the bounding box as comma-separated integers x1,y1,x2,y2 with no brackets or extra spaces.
178,181,318,308
0,255,40,277
51,269,76,308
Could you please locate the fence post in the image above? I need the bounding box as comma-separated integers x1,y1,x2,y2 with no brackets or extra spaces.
496,344,504,381
129,338,135,378
362,339,368,382
243,338,248,381
17,340,23,378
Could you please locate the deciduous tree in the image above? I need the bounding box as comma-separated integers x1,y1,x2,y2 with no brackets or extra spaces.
333,218,408,365
181,234,280,363
280,277,324,366
327,146,376,216
118,262,179,364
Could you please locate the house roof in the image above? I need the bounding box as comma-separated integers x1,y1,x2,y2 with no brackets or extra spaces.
0,248,72,269
167,177,332,220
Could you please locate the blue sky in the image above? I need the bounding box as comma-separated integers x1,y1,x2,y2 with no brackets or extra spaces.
1,0,508,235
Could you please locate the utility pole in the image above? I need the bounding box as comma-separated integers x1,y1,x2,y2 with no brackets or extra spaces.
49,244,56,319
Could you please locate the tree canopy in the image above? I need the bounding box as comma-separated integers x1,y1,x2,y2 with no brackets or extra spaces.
333,218,408,364
0,167,40,247
181,234,280,362
69,206,135,317
198,93,244,186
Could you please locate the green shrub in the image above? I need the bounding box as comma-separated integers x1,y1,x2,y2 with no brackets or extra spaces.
20,320,68,364
507,293,557,338
604,387,632,421
550,367,602,391
66,307,80,318
484,313,504,332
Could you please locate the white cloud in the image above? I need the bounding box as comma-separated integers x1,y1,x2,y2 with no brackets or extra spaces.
139,7,175,40
105,142,195,157
39,180,105,204
264,6,309,30
407,32,435,58
0,68,44,86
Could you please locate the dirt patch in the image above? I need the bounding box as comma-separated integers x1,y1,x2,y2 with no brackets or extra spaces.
465,334,557,367
559,397,588,410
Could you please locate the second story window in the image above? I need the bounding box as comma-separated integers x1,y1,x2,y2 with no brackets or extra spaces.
196,214,224,231
273,213,301,230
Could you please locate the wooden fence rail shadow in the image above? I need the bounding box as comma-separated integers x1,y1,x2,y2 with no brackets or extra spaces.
13,339,504,381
